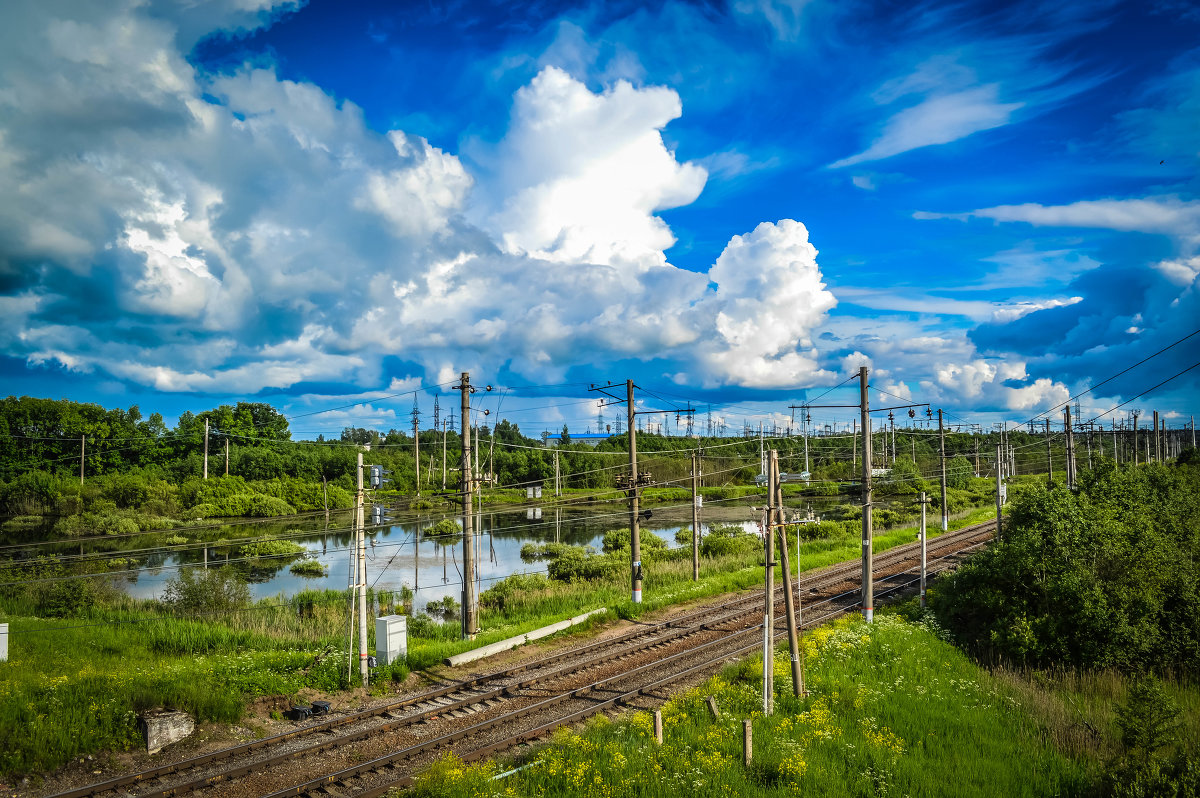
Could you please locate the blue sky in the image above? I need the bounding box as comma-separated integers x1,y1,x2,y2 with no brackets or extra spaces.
1,0,1198,438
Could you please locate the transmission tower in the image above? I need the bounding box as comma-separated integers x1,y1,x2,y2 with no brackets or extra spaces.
433,395,440,431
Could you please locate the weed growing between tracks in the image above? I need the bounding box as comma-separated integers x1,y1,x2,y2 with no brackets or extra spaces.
409,610,1089,798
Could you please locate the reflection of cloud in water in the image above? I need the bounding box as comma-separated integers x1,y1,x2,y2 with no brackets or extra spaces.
104,506,787,605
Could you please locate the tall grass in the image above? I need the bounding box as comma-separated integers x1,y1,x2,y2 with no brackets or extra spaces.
409,611,1096,797
0,501,998,778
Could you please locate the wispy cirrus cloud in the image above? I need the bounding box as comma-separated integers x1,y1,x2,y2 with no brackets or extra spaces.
831,84,1022,168
915,197,1200,246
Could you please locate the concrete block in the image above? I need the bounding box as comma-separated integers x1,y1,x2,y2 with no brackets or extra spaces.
141,709,194,754
0,623,7,661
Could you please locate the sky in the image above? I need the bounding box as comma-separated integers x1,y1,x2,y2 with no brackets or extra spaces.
1,0,1198,439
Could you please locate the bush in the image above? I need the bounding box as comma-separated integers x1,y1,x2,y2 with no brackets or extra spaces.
161,567,250,615
289,559,327,577
932,463,1200,671
700,524,760,558
601,528,666,553
480,572,550,611
546,547,622,582
425,518,463,538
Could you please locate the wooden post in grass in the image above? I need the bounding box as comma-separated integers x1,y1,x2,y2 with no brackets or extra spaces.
743,720,753,767
773,451,803,697
653,710,663,744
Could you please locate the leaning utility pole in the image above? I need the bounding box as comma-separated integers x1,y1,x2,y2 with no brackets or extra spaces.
356,452,368,687
203,418,209,480
691,450,701,582
860,367,874,623
937,409,948,533
772,451,803,697
458,373,477,639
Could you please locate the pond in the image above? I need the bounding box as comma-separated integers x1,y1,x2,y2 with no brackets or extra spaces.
106,503,780,611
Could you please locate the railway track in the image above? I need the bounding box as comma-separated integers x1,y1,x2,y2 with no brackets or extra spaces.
48,519,994,798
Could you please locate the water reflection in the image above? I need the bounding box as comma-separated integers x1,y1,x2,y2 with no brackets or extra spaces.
102,507,766,609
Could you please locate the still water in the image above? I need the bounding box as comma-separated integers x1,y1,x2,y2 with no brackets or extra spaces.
113,506,766,611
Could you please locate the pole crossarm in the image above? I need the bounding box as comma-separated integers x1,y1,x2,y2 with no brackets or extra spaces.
589,383,695,417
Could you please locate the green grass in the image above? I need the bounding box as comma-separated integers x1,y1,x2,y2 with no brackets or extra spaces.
408,612,1097,797
0,499,998,778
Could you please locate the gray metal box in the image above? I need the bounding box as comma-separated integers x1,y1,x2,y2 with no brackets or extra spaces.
375,615,407,666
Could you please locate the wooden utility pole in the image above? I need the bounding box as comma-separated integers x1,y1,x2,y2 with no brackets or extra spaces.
79,434,85,485
919,492,929,609
459,372,477,639
773,451,803,697
937,410,948,533
203,418,209,479
1045,419,1053,484
554,450,560,497
225,438,229,477
628,379,642,604
691,450,700,582
859,366,874,623
356,452,368,688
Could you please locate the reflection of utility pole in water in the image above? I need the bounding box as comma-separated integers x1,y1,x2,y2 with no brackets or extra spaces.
556,507,561,544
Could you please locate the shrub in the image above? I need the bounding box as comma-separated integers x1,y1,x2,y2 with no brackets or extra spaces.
700,524,760,558
425,518,463,538
480,572,550,610
601,528,666,553
546,547,621,582
161,567,250,615
289,559,327,577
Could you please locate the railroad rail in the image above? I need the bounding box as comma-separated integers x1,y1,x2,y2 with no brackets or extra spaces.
46,519,994,798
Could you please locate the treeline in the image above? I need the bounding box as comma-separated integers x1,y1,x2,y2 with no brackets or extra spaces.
3,394,1019,523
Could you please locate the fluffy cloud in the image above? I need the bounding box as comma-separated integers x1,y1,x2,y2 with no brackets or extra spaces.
478,66,707,270
0,4,838,398
694,220,837,387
